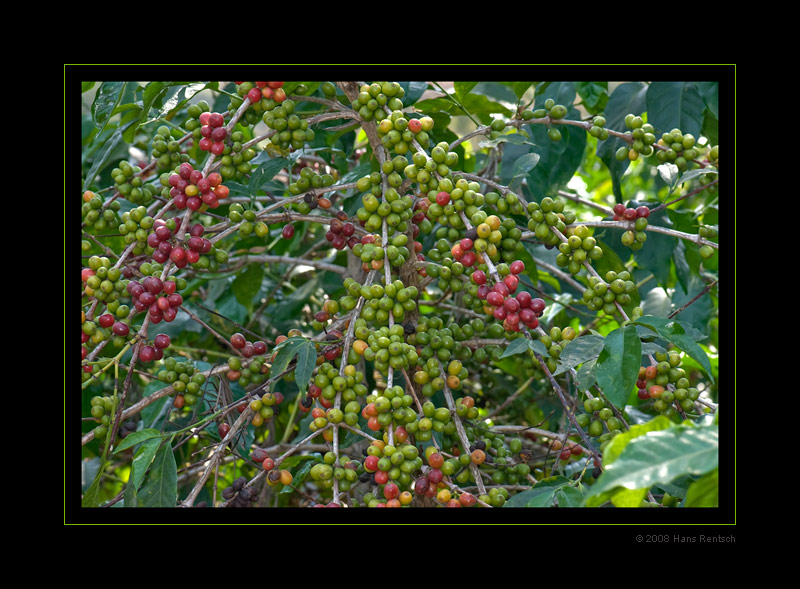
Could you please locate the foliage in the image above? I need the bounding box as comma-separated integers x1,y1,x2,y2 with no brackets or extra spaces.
75,71,728,523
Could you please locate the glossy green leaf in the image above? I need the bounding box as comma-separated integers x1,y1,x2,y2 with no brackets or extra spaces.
588,424,718,499
127,435,164,493
553,335,604,376
602,415,673,465
594,325,641,409
231,263,264,311
646,82,705,138
137,437,178,507
500,337,530,359
684,468,719,507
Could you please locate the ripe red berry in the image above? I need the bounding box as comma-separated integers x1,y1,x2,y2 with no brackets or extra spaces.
231,333,247,349
516,291,532,308
247,87,263,104
530,298,546,314
154,334,171,349
98,313,114,328
219,423,231,438
486,291,505,307
112,322,129,337
208,113,224,128
510,260,525,275
636,206,650,218
139,345,156,363
613,203,626,216
503,274,519,292
623,208,637,221
282,225,295,239
436,192,450,206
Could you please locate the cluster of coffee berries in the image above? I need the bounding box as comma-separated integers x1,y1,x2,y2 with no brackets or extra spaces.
538,325,577,374
529,98,570,141
467,431,532,487
167,162,230,211
111,160,156,205
527,197,577,248
377,110,433,155
556,225,603,275
118,420,139,439
351,82,406,122
698,225,718,259
654,128,703,171
356,187,415,234
577,395,622,447
82,255,127,305
216,130,258,180
307,360,367,409
262,98,314,152
155,357,206,407
613,203,650,250
363,280,419,325
476,266,544,333
483,189,524,216
117,205,155,255
310,298,341,332
150,125,185,172
226,333,270,389
615,115,657,161
410,316,478,372
82,191,121,232
192,111,226,155
82,302,132,358
237,81,287,110
88,395,115,440
307,454,349,492
289,165,335,195
128,273,183,325
357,440,421,503
587,115,610,140
413,356,468,397
582,270,637,316
222,476,259,507
636,350,699,414
360,323,420,372
364,385,418,433
325,215,357,251
423,177,482,228
248,391,284,428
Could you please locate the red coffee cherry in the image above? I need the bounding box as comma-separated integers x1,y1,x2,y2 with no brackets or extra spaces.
231,333,247,349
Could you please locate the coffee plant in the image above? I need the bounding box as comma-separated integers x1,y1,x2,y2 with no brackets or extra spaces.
77,73,726,522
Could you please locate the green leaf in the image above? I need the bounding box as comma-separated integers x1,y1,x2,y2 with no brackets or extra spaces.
594,325,641,409
511,152,540,183
646,82,705,138
137,437,178,507
82,81,96,93
231,263,264,311
92,81,126,131
454,82,478,104
588,424,718,499
575,81,608,114
597,82,647,200
500,337,529,359
128,435,163,493
269,337,316,392
555,485,585,507
505,476,572,507
248,157,290,196
82,467,104,507
553,335,605,376
512,82,534,99
293,339,318,394
684,468,719,507
114,428,163,453
632,315,713,380
602,415,674,465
